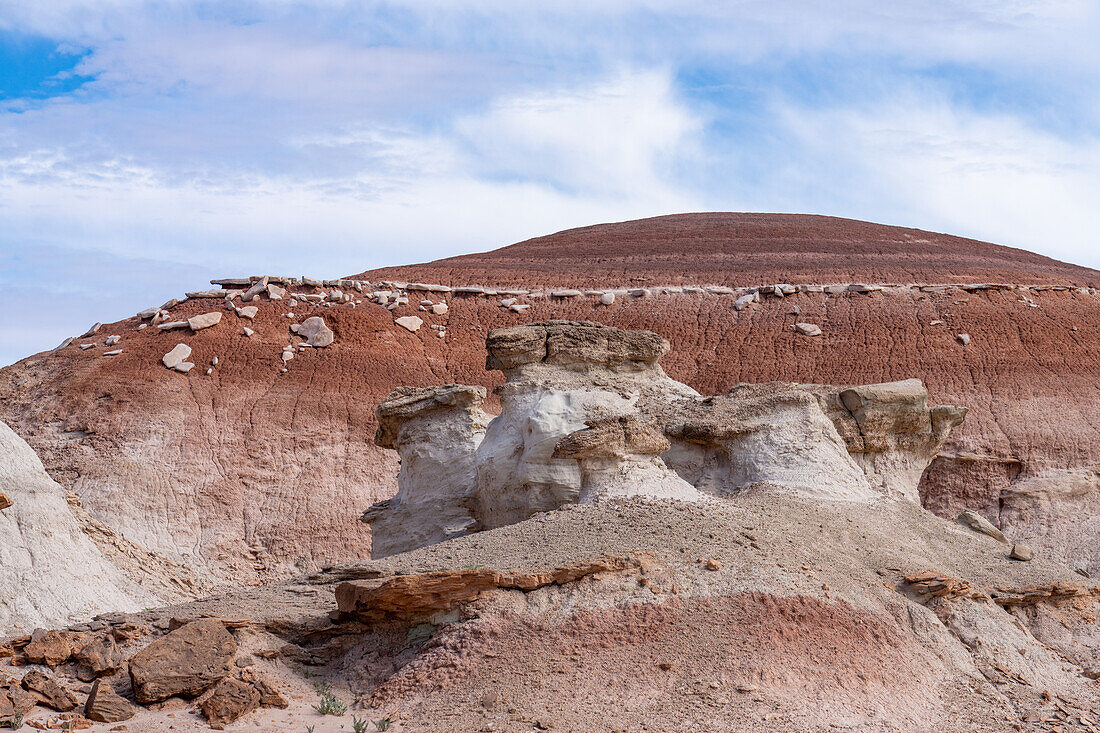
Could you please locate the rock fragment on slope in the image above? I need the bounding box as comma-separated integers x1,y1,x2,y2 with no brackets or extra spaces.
956,509,1008,543
188,312,222,331
297,316,334,347
793,322,822,336
84,679,134,723
161,344,192,371
395,315,423,333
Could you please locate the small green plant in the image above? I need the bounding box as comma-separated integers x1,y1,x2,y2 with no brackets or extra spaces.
305,726,315,733
1,712,24,730
461,563,484,570
352,717,369,733
373,718,393,731
312,686,348,716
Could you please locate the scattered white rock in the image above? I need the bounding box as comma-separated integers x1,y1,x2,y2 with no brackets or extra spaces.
188,312,222,331
242,327,254,337
211,357,219,366
137,307,159,319
105,335,121,346
599,292,615,305
236,306,258,320
501,298,517,307
80,344,95,351
174,362,195,373
437,331,446,338
629,288,650,298
162,344,192,370
266,283,286,300
510,303,531,312
552,289,583,297
157,321,189,331
733,293,756,311
103,349,122,357
957,333,971,346
395,316,423,333
281,347,294,363
205,368,213,376
793,323,822,337
431,302,449,315
81,323,102,338
137,324,148,330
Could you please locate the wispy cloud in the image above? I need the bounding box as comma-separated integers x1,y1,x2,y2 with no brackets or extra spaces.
1,1,1099,365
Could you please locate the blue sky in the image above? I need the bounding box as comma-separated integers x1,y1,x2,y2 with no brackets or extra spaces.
2,1,1099,365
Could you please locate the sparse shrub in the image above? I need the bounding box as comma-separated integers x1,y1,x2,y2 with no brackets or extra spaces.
374,718,393,731
1,712,24,730
312,684,348,716
352,717,369,733
305,726,315,733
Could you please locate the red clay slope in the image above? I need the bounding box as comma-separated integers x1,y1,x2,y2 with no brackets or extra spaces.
2,213,1099,590
357,213,1100,288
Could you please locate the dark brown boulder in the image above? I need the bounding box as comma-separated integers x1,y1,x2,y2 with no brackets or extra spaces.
84,679,134,723
22,629,80,668
201,677,260,727
128,619,236,704
74,633,124,681
22,668,77,711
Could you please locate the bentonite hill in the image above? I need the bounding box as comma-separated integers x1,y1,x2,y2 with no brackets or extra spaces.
2,213,1100,731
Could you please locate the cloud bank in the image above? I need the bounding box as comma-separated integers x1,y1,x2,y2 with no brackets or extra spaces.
1,1,1098,364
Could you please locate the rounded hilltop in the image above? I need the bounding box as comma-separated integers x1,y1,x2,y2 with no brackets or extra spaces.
356,212,1100,288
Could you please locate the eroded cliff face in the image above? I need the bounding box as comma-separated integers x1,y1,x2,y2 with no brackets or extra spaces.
366,322,967,557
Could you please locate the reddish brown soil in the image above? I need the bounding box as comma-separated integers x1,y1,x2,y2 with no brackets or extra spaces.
360,593,997,732
2,213,1099,584
358,213,1100,288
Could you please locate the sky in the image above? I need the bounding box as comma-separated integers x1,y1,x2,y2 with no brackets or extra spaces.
1,1,1099,366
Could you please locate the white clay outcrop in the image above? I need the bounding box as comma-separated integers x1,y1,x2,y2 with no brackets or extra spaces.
363,321,968,557
0,420,149,634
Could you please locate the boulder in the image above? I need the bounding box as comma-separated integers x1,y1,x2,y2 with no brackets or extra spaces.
236,306,258,320
80,323,101,338
1,684,37,718
239,667,287,708
83,679,133,723
22,669,77,711
395,316,423,333
188,312,222,331
74,634,124,680
1010,543,1034,561
266,284,286,300
157,320,188,330
298,316,334,347
201,677,260,727
23,630,78,668
128,619,236,704
0,492,10,511
161,344,192,370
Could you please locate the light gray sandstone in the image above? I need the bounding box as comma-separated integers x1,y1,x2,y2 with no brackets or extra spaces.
957,509,1008,543
599,292,615,305
395,316,423,333
298,316,334,347
157,321,189,331
793,322,822,337
236,305,258,320
162,344,192,370
188,312,222,331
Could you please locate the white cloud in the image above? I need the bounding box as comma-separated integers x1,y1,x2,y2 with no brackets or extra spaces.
774,95,1100,266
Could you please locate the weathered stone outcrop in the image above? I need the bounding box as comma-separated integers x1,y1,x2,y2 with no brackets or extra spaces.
812,379,968,502
201,676,260,727
662,383,876,501
363,385,491,558
0,421,149,635
335,555,644,620
366,322,968,557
